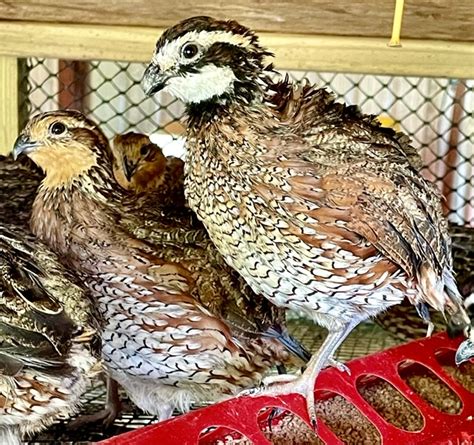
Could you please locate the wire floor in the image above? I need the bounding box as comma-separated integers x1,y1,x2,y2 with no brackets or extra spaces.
26,318,403,444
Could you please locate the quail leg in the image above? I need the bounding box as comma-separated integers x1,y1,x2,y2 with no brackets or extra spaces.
68,377,121,429
241,319,360,427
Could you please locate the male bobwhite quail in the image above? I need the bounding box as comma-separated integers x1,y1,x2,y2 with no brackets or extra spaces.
142,16,473,423
13,110,310,423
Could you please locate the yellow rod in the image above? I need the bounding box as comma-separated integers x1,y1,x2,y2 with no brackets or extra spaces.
389,0,405,47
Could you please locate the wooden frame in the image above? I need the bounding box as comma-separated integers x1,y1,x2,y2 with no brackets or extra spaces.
0,21,473,78
0,56,19,154
1,0,472,42
0,18,472,155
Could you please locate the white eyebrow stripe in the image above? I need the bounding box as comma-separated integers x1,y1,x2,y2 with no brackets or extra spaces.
154,30,252,71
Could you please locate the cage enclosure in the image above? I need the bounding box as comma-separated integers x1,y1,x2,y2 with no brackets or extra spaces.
0,1,473,444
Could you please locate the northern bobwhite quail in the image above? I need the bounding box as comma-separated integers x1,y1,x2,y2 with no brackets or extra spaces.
112,131,309,369
111,132,168,194
0,223,99,444
142,16,473,423
13,110,310,423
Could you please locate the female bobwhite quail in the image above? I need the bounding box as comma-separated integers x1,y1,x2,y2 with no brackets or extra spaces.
142,16,473,423
13,110,310,424
111,131,309,370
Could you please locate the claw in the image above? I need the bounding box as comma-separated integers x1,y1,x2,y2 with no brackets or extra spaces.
327,358,351,375
239,386,261,397
73,328,97,343
425,321,434,337
262,373,299,387
68,377,122,429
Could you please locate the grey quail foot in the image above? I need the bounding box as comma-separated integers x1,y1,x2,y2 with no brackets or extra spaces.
68,378,121,429
240,369,318,427
244,320,359,426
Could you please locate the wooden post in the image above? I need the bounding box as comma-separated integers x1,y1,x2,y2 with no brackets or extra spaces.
442,81,467,219
0,56,18,155
58,60,88,111
17,58,31,131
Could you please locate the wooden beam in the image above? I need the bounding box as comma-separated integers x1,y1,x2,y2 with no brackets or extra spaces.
0,56,18,155
0,22,473,79
0,0,472,42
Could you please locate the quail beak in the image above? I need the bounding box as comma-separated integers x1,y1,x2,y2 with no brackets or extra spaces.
12,135,39,160
122,156,137,182
143,63,167,96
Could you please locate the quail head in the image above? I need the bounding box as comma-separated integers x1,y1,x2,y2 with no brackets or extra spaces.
111,132,167,193
111,131,186,211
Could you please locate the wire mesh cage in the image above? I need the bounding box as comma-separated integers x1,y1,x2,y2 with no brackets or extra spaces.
15,56,473,444
20,58,473,225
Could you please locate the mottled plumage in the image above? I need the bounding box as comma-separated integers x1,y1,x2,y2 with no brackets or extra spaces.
111,132,167,193
111,131,309,369
376,223,474,341
143,16,473,423
13,111,309,423
0,224,98,444
0,156,42,227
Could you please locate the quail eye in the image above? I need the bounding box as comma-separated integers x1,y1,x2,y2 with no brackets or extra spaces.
49,122,67,136
140,145,150,156
182,43,199,59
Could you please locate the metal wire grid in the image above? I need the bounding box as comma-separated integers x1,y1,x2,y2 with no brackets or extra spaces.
20,57,473,225
16,57,472,443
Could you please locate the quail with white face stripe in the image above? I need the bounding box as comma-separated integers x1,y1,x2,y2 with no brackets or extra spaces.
144,16,474,426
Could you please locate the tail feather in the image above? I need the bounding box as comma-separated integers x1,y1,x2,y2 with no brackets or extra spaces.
417,264,473,364
264,326,311,363
444,269,471,330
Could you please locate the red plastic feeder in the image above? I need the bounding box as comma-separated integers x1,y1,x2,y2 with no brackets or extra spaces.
99,333,474,444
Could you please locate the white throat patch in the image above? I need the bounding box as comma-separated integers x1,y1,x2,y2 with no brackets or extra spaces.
165,64,237,103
